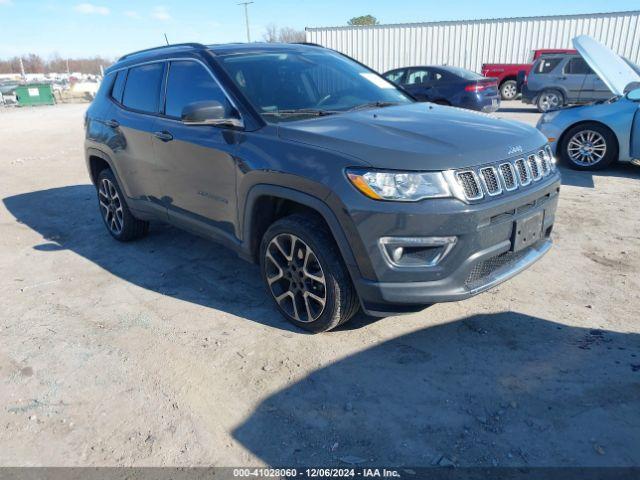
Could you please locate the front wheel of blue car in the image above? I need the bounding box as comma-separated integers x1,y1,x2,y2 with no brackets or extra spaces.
559,123,618,171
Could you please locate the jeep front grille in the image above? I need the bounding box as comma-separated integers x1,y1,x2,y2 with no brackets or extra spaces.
455,171,483,200
514,158,531,186
453,148,555,202
498,163,517,191
479,167,502,196
528,154,541,181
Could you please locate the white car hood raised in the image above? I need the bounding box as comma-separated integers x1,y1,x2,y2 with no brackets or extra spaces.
573,35,640,96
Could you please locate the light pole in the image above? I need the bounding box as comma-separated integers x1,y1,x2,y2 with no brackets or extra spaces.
237,1,254,43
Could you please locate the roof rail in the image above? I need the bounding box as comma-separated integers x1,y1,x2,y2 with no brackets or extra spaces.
118,42,207,61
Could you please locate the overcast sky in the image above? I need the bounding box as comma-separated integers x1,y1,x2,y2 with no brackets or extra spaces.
1,0,638,58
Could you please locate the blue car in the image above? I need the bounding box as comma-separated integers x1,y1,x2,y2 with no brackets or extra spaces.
383,66,500,112
537,36,640,170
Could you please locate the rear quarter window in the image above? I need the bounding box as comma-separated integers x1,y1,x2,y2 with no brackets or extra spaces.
122,63,165,113
535,58,562,74
111,70,127,103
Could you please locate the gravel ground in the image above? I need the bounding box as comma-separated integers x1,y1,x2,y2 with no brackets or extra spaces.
1,102,639,467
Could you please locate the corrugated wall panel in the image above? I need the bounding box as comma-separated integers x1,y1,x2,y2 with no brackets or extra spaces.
307,11,640,73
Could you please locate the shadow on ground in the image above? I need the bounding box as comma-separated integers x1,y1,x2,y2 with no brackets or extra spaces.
233,313,640,467
2,184,319,332
559,163,640,189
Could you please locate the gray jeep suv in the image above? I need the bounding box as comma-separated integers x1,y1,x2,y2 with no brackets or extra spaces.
85,42,560,332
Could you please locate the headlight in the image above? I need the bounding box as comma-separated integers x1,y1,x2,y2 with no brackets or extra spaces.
346,169,451,201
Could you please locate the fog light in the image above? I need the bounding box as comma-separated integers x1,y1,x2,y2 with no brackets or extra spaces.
379,236,457,268
392,247,404,262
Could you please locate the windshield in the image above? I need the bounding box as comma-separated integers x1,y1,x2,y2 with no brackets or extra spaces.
217,49,413,122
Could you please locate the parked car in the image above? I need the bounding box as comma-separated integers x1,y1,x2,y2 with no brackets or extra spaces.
537,36,640,170
383,66,500,112
482,48,577,100
85,42,560,332
0,80,19,96
522,52,615,113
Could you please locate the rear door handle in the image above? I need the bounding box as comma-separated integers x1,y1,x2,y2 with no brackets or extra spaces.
153,131,173,142
105,119,119,128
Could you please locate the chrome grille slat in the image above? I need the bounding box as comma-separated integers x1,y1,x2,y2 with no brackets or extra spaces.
453,147,556,202
528,154,542,181
479,167,502,196
538,150,550,176
514,158,531,186
455,170,483,200
498,163,517,191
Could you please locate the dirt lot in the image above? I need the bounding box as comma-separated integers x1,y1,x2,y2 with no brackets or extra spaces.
1,102,639,468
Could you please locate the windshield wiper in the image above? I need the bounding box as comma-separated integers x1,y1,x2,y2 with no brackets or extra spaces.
348,101,400,112
262,108,339,117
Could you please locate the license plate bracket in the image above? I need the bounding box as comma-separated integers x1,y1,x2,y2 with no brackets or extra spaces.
512,211,544,252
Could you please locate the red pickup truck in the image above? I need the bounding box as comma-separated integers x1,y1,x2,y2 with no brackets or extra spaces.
482,48,577,100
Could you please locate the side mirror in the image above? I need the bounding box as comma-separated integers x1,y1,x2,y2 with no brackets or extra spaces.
626,87,640,102
181,100,243,128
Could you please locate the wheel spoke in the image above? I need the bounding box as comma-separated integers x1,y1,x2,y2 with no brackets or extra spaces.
266,233,327,323
265,251,284,285
302,248,325,285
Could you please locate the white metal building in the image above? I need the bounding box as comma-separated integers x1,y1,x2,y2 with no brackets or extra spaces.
306,11,640,73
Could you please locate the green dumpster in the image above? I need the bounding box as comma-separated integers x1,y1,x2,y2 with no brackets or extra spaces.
15,83,55,106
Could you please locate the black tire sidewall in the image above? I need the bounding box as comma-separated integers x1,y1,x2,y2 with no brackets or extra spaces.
559,123,617,171
259,215,352,333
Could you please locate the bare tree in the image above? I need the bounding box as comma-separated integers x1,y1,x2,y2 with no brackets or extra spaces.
263,23,279,43
262,24,306,43
0,54,113,75
278,27,306,43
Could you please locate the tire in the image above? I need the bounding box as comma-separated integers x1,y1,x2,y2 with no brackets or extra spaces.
500,80,518,100
259,214,359,333
96,168,149,241
559,123,618,171
536,89,563,113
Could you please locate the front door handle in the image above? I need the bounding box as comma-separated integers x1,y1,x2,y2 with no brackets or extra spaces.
105,119,119,128
154,131,173,142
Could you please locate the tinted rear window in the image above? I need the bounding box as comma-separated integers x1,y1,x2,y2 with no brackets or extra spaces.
164,61,228,118
441,66,484,80
564,58,593,75
122,63,164,113
111,70,127,103
535,58,562,74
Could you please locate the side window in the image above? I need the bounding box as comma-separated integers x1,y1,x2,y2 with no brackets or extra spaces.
564,58,593,75
122,63,165,113
535,58,562,74
111,70,127,103
406,69,431,85
164,61,228,118
384,70,405,84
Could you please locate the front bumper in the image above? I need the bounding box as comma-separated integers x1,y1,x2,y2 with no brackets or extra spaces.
343,175,560,316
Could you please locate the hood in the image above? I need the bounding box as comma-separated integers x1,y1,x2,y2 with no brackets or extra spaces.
278,103,546,170
573,35,640,96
